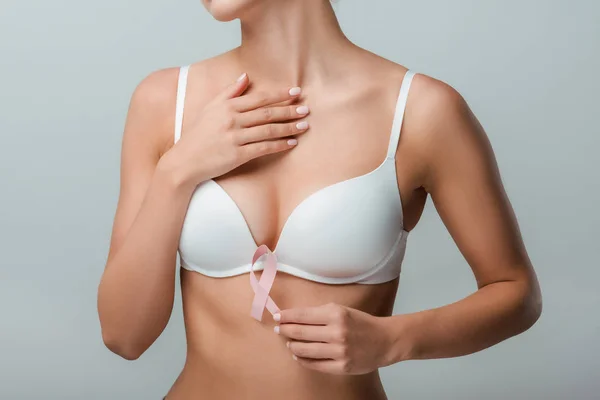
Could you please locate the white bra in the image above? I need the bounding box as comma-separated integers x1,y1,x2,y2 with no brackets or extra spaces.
175,65,416,285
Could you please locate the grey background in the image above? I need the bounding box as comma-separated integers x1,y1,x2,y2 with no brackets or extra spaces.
1,0,598,399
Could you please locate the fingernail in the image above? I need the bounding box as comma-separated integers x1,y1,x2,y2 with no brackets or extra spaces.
237,73,247,82
296,106,309,115
296,121,309,130
286,341,290,348
274,325,280,334
273,313,281,321
289,87,302,96
287,139,298,146
292,354,298,361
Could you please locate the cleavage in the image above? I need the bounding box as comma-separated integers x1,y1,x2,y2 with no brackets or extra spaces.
212,157,288,251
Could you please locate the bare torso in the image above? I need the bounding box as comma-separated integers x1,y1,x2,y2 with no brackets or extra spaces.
164,48,428,399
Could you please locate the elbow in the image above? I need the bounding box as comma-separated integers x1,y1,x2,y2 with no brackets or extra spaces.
528,291,543,328
518,281,543,333
101,328,147,361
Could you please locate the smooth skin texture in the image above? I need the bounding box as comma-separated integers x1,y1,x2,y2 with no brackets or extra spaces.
97,0,542,399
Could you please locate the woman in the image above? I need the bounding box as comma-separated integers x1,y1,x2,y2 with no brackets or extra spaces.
97,1,543,399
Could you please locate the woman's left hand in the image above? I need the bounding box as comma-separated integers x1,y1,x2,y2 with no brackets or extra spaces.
273,302,395,375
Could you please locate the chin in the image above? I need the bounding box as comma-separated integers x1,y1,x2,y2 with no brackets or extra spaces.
202,0,259,22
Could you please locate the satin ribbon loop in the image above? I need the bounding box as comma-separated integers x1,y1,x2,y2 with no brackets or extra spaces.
249,245,281,321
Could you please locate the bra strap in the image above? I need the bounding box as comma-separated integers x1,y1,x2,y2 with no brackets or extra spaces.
174,65,190,144
386,70,416,159
249,245,281,321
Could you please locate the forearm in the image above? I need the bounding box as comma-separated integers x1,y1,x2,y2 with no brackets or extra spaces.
97,161,196,358
384,278,542,364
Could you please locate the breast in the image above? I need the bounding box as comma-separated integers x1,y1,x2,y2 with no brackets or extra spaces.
178,158,408,284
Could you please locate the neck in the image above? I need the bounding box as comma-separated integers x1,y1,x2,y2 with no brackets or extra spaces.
234,0,354,87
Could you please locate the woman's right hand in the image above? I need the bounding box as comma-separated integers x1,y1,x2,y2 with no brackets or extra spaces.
162,72,310,188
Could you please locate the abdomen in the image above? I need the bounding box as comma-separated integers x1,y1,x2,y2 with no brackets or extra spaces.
166,268,399,399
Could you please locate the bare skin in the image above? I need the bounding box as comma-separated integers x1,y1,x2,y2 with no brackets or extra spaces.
97,1,542,399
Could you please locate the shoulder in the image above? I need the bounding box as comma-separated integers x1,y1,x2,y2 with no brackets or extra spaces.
359,53,470,130
404,72,478,151
125,52,234,152
406,72,472,137
400,71,491,190
121,66,182,155
129,67,180,116
130,50,234,114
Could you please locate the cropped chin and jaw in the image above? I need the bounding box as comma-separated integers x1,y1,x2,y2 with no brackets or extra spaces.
202,0,261,22
202,0,332,22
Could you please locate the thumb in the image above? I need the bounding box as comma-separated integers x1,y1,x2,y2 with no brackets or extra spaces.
220,72,249,100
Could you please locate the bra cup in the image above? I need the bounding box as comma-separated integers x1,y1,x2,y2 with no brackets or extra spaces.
178,180,257,272
274,161,404,279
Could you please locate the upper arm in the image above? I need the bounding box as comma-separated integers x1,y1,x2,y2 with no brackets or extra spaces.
106,67,179,264
412,76,539,291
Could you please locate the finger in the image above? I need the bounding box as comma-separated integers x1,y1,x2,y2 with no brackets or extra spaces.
286,340,343,360
236,120,309,145
237,138,298,164
230,86,302,112
277,304,333,325
277,323,334,342
217,72,250,101
237,105,310,128
292,357,346,375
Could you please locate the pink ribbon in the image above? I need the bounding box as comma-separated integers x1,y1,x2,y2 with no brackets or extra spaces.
249,245,281,321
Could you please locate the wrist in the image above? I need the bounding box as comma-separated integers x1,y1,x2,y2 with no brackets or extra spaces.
380,313,420,366
155,154,201,194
